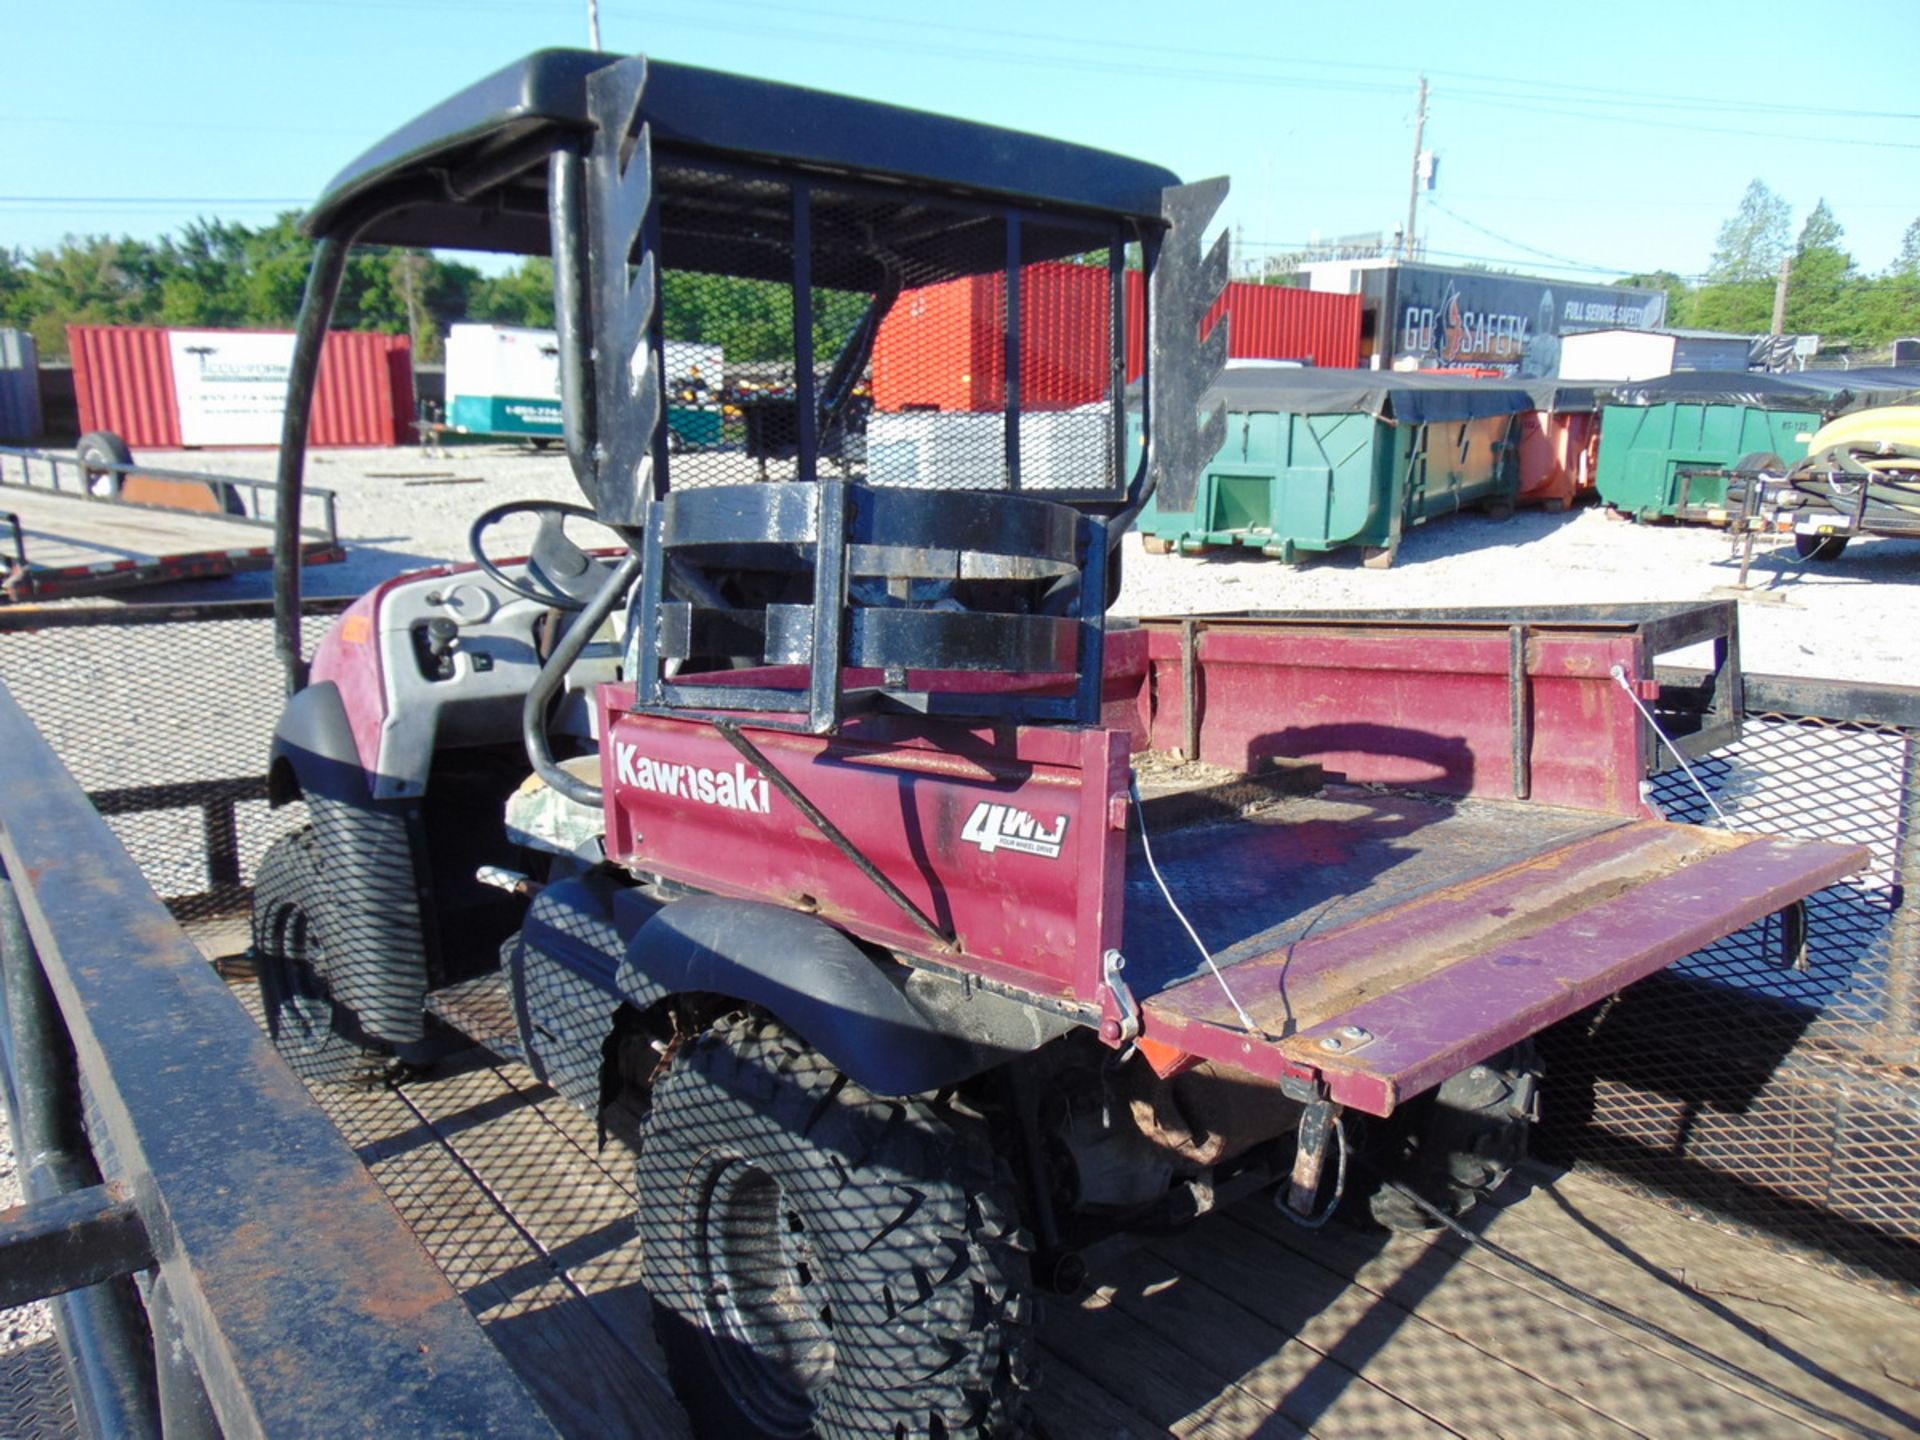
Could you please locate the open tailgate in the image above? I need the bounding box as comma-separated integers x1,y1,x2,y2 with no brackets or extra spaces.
1140,819,1869,1116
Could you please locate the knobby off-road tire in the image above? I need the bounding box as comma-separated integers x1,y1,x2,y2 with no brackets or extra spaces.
252,828,389,1085
636,1015,1034,1440
250,799,428,1086
1356,1041,1539,1233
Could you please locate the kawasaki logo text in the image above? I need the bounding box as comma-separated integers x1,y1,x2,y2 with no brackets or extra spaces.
615,745,770,815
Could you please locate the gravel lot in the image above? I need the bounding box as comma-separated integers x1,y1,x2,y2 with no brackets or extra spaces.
135,442,1918,683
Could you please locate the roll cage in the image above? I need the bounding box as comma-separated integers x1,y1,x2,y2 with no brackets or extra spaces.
271,48,1229,703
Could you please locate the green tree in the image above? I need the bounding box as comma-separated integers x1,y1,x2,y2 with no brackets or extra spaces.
1709,179,1792,283
1784,199,1856,339
1689,280,1774,334
1894,217,1920,279
1616,270,1693,327
469,258,557,328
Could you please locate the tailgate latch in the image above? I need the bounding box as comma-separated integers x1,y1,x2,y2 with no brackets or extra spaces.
1100,948,1140,1047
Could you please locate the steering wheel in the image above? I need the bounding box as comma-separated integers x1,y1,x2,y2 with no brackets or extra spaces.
468,500,620,610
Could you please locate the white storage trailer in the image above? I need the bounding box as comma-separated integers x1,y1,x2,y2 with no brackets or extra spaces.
444,324,722,442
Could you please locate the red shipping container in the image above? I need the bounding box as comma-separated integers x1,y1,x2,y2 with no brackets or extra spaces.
875,271,1360,411
872,262,1114,413
1205,283,1362,370
68,324,414,448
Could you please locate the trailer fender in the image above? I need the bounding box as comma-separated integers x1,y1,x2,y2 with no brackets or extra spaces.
267,680,372,806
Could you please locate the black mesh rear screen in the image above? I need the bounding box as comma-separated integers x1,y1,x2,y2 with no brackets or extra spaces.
650,160,1129,498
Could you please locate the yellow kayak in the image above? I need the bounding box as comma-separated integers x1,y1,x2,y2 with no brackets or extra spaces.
1801,405,1920,460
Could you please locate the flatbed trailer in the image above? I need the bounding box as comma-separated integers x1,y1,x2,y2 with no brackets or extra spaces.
0,445,342,602
149,950,1907,1440
3,601,1915,1438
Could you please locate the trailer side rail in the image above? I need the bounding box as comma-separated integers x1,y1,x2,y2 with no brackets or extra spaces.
0,680,559,1440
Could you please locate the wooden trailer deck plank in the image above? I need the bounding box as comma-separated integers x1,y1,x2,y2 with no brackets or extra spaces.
1136,1223,1643,1440
1235,1200,1903,1439
1491,1167,1920,1382
1072,1248,1464,1440
4,487,273,565
393,1059,687,1431
219,970,1920,1440
226,980,687,1440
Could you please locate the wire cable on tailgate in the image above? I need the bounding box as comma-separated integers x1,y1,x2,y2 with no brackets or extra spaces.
1128,771,1266,1036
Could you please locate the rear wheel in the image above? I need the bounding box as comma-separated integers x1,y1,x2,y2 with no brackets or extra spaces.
1353,1041,1539,1232
1795,532,1850,562
636,1015,1033,1440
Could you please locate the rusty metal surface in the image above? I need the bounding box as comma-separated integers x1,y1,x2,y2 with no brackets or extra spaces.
1140,789,1867,1114
1121,787,1625,997
0,681,560,1439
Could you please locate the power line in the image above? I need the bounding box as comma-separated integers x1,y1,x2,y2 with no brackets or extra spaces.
1447,91,1920,152
622,0,1920,126
1424,200,1624,274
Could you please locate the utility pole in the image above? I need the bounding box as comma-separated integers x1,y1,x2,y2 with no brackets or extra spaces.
1403,75,1429,261
587,0,602,50
1770,256,1791,335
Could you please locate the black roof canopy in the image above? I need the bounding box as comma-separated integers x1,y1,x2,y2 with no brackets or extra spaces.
303,48,1182,273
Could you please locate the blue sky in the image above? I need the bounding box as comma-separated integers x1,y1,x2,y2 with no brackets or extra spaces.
6,0,1918,281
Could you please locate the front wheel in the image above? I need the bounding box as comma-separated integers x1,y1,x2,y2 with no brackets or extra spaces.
251,828,393,1086
636,1015,1033,1440
250,796,431,1086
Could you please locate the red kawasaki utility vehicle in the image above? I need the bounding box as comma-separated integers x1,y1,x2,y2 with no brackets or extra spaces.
254,50,1866,1440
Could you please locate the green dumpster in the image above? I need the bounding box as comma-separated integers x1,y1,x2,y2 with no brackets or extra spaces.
1137,370,1531,566
666,403,724,448
1593,372,1899,523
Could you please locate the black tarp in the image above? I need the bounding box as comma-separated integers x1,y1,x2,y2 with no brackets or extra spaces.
1518,379,1604,414
1599,370,1917,412
1202,368,1536,425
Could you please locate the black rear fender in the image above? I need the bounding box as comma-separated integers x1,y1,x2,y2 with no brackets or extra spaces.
514,880,1066,1102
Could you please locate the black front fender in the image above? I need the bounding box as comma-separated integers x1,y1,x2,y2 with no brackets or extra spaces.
267,680,373,806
